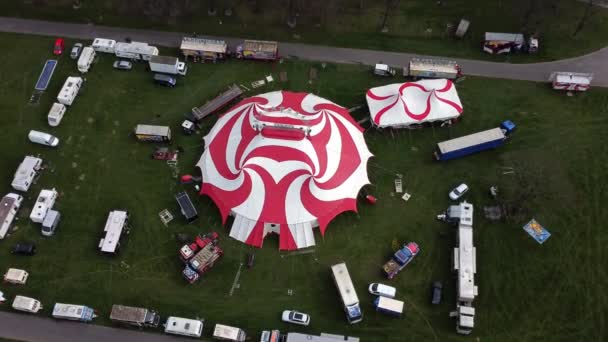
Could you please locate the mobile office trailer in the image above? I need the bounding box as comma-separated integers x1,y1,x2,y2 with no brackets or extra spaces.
57,76,83,106
550,72,594,92
189,84,243,122
12,295,43,314
115,41,159,61
434,121,516,161
406,58,461,79
109,304,160,328
0,193,23,239
52,303,97,322
11,156,42,192
236,40,279,61
134,125,172,142
164,316,204,338
330,263,363,324
30,188,58,223
149,56,187,76
47,102,66,126
77,46,96,73
373,296,404,317
92,38,117,53
98,210,129,254
213,324,247,341
180,37,228,62
3,268,29,284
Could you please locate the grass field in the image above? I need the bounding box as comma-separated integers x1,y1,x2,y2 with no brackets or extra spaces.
1,0,608,62
0,32,606,341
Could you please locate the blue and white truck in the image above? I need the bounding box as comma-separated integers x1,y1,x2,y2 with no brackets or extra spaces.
373,296,404,317
434,121,516,161
52,303,97,322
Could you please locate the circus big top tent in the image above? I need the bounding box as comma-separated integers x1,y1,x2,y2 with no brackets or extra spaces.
366,79,463,128
196,91,373,250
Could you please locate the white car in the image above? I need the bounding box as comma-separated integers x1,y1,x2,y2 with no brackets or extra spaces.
281,310,310,326
449,183,469,200
368,283,396,298
0,291,5,303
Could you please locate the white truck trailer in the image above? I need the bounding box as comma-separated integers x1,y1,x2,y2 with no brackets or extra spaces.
115,41,159,61
404,58,461,79
149,56,187,76
77,46,96,73
0,194,23,239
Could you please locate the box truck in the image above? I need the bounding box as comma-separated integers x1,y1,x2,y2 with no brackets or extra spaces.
434,121,516,161
149,56,187,76
110,304,160,328
134,124,172,142
52,303,97,322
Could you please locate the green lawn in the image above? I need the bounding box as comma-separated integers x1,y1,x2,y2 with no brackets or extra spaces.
0,32,606,341
1,0,608,62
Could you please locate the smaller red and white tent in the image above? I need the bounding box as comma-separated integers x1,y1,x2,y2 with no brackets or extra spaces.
366,79,463,128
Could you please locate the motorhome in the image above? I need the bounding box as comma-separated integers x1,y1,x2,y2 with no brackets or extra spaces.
12,295,43,314
47,102,66,126
77,46,96,73
163,316,204,338
3,268,29,284
330,263,363,324
115,41,159,61
29,188,58,223
0,193,23,239
98,210,129,254
213,324,247,341
52,303,97,322
57,76,83,106
11,156,43,192
92,38,116,53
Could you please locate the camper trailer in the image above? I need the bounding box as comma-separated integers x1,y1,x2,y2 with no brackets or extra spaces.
98,210,129,254
57,76,83,106
115,41,159,61
77,46,96,73
180,37,228,62
52,303,97,322
12,296,43,314
92,38,117,53
164,316,204,338
47,102,66,126
30,188,58,223
11,156,43,192
3,268,29,284
0,193,23,239
213,324,247,341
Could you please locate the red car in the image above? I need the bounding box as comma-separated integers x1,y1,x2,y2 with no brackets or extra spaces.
53,38,65,55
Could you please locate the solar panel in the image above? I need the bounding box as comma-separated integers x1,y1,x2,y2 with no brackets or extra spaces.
34,60,58,91
175,192,198,222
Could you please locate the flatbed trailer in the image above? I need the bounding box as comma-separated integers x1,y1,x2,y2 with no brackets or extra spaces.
189,84,243,122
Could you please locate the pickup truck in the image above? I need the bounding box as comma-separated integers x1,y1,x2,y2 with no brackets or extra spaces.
383,242,420,279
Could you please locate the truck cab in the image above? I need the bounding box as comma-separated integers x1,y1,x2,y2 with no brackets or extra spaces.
374,64,396,77
500,120,516,135
455,305,475,334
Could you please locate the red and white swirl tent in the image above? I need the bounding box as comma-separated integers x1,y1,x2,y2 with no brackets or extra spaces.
196,91,373,250
366,79,463,128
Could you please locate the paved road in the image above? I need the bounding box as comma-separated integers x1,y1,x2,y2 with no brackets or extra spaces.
0,311,187,342
0,17,607,87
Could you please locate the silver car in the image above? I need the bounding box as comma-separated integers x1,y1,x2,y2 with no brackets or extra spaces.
70,43,83,59
113,60,132,70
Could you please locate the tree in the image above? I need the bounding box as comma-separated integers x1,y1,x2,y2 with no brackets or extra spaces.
573,0,595,37
208,0,216,16
379,0,400,32
287,0,297,28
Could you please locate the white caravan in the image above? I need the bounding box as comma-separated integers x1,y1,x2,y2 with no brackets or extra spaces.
12,295,43,313
92,38,117,53
47,102,66,126
164,316,204,338
0,193,23,239
11,156,43,192
3,268,29,285
77,46,96,73
115,41,159,61
57,76,83,106
30,188,58,223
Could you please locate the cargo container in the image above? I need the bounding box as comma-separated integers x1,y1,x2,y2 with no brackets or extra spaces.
434,121,516,161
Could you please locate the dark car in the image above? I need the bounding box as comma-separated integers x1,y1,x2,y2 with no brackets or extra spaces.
153,73,177,88
11,242,37,256
431,281,443,305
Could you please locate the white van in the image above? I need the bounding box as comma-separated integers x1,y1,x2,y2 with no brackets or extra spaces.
30,188,58,223
0,193,23,239
3,268,29,285
77,46,96,73
92,38,117,53
47,102,66,126
57,76,83,106
164,316,204,338
11,156,42,191
12,295,43,313
42,210,61,236
28,130,59,147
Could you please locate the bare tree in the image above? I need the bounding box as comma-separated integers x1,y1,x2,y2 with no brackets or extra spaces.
208,0,217,16
287,0,297,28
573,0,595,37
379,0,400,32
